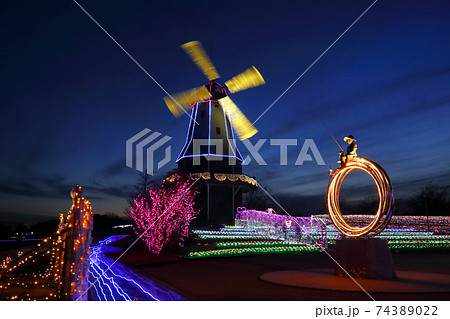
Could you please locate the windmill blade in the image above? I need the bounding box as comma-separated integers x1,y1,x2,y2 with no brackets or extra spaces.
220,96,258,140
225,66,265,93
181,41,220,81
164,86,210,117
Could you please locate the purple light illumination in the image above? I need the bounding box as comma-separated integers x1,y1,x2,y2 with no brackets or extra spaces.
235,207,328,248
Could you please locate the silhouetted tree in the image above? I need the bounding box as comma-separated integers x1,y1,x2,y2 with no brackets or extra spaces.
243,184,271,211
133,169,157,199
124,170,158,219
356,195,379,214
93,213,129,232
338,198,356,215
0,224,14,239
13,223,29,238
408,184,450,216
29,220,59,238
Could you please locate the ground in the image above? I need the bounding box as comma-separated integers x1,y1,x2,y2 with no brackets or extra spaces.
105,238,450,301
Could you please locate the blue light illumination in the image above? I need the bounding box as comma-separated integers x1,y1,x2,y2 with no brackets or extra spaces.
177,105,198,161
89,256,131,301
88,235,187,301
0,239,43,242
176,100,244,163
208,100,211,153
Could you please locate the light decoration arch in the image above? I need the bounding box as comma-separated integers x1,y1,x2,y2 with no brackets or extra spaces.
327,157,394,238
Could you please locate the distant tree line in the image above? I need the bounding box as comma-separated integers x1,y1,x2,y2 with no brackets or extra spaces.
2,179,446,241
243,183,450,216
352,183,450,216
407,183,450,216
123,170,159,220
0,220,60,240
0,213,132,241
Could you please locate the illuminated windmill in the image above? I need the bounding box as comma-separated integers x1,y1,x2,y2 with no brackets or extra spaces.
163,41,263,226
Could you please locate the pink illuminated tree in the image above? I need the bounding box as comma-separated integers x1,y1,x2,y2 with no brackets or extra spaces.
130,177,198,254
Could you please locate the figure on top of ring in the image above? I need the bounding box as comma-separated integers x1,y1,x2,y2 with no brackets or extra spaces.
338,134,357,168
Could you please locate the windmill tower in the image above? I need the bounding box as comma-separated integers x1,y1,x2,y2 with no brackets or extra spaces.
163,41,264,226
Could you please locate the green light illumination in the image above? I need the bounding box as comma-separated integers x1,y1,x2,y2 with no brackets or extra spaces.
388,239,450,250
327,238,450,249
188,226,450,259
215,240,307,248
188,245,321,258
196,234,272,240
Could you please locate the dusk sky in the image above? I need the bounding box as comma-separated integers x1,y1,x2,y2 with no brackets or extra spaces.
1,0,450,221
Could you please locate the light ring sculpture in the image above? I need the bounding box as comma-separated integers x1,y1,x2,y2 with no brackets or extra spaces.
327,157,394,238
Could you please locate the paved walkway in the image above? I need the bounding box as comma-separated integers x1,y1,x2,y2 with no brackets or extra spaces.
106,240,450,301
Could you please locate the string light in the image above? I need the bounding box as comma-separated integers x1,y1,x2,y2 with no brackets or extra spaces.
235,208,328,248
313,214,450,232
327,157,394,237
0,185,93,301
215,240,310,248
87,235,185,301
187,225,450,259
130,177,198,254
189,245,321,258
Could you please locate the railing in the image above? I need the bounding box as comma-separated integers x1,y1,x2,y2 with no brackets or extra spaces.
0,185,93,301
235,207,328,249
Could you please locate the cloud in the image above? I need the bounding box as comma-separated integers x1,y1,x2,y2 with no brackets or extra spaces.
99,160,128,177
267,62,450,137
86,185,132,198
0,181,49,198
0,177,72,199
0,174,85,199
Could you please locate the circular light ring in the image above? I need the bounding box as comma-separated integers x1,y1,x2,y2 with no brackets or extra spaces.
327,157,394,238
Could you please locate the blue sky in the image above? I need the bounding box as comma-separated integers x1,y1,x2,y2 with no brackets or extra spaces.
1,0,449,220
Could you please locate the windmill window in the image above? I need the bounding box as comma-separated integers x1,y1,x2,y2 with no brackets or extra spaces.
216,127,221,134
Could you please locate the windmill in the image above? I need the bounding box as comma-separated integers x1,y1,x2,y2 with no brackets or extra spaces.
163,41,263,226
164,40,265,141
